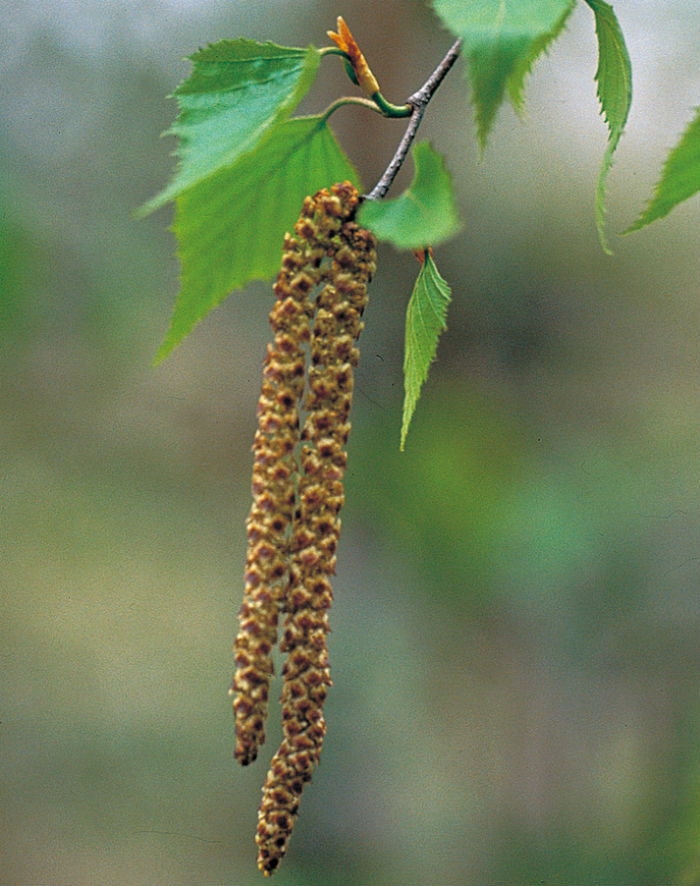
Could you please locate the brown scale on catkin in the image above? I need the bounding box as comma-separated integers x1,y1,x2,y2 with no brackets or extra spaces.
255,197,377,875
231,184,363,766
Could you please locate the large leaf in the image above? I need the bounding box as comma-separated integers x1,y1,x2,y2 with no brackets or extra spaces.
432,0,575,149
400,252,452,451
585,0,632,253
155,116,359,363
140,40,321,213
357,142,461,250
625,107,700,233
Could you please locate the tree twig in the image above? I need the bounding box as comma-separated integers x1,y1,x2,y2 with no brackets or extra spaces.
365,39,462,202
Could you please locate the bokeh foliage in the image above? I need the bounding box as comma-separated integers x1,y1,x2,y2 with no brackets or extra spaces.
1,2,698,884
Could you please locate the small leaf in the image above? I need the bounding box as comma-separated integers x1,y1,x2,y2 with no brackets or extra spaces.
585,0,632,253
624,107,700,233
432,0,575,149
140,40,321,214
400,252,453,451
357,142,461,250
155,116,359,363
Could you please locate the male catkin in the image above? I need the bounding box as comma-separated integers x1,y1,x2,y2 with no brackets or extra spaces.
230,185,363,765
231,182,376,874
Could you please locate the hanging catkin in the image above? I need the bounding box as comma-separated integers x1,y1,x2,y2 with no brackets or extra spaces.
255,199,377,875
230,184,365,766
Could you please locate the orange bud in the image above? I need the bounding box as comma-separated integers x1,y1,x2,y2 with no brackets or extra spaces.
327,16,380,97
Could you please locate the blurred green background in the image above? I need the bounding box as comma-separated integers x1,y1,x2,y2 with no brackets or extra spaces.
2,2,698,884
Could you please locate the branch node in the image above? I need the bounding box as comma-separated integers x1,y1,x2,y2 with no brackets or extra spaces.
364,39,462,203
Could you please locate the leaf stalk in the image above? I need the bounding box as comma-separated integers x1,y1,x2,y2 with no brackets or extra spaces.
370,91,413,119
321,95,388,122
322,48,412,119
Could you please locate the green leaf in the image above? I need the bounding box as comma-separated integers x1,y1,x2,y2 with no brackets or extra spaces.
624,107,700,233
154,116,359,363
400,252,453,451
140,40,321,214
585,0,632,253
432,0,575,149
357,142,461,250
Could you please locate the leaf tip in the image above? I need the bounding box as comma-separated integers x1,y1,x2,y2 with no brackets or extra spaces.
134,199,158,220
399,413,412,452
152,338,174,367
595,216,614,255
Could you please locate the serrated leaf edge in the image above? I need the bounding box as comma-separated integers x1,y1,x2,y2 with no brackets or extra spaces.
400,253,452,450
153,115,360,364
623,106,700,233
138,41,321,216
585,0,632,253
506,2,575,115
358,142,461,251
